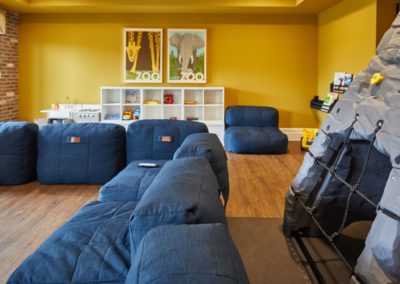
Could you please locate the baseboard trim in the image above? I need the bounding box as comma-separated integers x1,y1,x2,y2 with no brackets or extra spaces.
280,128,303,141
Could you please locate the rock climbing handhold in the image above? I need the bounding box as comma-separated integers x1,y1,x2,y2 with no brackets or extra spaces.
371,73,384,85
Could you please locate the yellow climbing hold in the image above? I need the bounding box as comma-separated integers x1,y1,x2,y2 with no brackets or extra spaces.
371,73,384,85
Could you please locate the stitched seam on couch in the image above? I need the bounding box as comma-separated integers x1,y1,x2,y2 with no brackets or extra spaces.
138,169,155,200
136,168,149,200
88,126,93,183
178,124,182,150
146,272,238,283
152,126,156,160
97,218,129,281
12,280,124,284
59,127,63,183
23,129,28,181
133,208,193,217
71,202,127,283
135,225,147,283
194,161,205,223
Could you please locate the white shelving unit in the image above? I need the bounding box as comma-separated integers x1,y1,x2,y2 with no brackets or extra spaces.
101,86,225,142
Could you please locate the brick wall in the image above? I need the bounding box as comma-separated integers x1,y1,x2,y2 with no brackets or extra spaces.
0,10,18,121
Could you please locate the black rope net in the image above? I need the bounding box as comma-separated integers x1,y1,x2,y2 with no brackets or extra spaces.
291,115,400,275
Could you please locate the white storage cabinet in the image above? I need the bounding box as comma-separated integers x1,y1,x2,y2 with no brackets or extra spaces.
101,87,225,142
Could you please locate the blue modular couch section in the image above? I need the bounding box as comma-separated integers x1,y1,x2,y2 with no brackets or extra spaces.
126,119,208,162
0,122,38,185
37,123,126,184
8,201,136,284
8,156,245,284
129,157,226,253
126,224,249,284
225,106,288,154
99,160,168,202
8,120,248,284
174,133,230,203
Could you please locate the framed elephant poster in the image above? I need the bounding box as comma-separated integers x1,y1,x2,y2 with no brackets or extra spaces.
168,29,207,83
124,28,163,83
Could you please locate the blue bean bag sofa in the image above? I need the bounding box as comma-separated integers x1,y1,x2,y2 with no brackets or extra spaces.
8,157,247,284
8,120,247,284
224,106,288,154
0,122,38,185
37,123,126,184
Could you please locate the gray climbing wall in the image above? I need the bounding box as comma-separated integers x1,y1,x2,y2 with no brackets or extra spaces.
283,15,400,283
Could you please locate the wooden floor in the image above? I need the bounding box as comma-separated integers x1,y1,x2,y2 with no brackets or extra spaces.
226,142,304,218
0,142,304,282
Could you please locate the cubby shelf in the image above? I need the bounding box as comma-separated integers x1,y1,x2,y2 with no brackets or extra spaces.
100,86,225,142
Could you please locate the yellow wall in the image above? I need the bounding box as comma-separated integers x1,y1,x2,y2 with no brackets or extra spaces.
317,0,377,123
376,0,398,45
19,14,319,127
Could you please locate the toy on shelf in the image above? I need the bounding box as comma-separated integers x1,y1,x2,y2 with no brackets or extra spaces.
169,116,178,120
371,73,384,85
134,108,140,119
184,101,197,105
104,114,121,120
122,110,133,120
301,129,318,151
125,90,140,104
164,94,174,104
143,100,160,105
186,116,199,121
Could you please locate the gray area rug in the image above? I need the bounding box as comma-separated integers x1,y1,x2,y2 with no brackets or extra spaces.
227,218,369,284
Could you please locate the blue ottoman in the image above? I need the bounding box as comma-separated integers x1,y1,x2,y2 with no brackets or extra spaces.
0,122,38,185
37,123,126,184
224,106,288,154
126,119,208,163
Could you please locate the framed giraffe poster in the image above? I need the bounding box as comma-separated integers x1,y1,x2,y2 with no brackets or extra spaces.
123,28,163,83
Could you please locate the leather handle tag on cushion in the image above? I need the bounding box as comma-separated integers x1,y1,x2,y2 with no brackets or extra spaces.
159,136,173,143
67,136,81,143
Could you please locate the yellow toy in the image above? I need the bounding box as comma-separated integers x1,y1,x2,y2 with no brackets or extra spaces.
371,73,384,85
301,129,318,151
143,100,160,105
122,110,133,120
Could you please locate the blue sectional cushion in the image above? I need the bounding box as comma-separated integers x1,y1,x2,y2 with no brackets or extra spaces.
129,157,226,254
173,133,230,204
225,126,288,154
37,123,126,184
226,106,279,128
0,122,38,185
99,160,168,202
8,201,137,284
126,224,249,284
126,119,208,163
